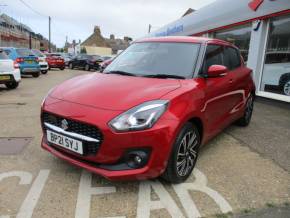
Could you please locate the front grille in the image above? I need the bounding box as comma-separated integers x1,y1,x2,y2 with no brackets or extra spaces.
42,112,103,155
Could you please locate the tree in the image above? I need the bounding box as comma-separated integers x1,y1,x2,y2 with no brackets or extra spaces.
81,47,87,54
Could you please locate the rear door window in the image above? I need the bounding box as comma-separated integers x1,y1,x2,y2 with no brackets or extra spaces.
4,49,11,56
0,51,9,59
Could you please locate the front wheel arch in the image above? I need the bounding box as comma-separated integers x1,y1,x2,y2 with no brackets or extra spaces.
188,117,203,144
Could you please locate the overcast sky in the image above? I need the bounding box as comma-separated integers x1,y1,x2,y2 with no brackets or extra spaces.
2,0,215,47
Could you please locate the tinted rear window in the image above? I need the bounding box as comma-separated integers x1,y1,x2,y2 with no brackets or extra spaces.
265,53,290,64
32,50,45,57
16,49,34,57
0,51,8,59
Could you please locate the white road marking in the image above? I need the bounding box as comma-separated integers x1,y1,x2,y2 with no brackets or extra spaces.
97,217,126,218
75,170,116,218
173,169,232,218
1,169,232,218
136,180,184,218
16,170,50,218
0,171,33,218
0,171,32,185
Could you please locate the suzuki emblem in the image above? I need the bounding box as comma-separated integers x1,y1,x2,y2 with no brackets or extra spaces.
61,119,69,130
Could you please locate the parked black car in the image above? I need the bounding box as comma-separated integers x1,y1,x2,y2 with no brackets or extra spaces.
68,54,103,71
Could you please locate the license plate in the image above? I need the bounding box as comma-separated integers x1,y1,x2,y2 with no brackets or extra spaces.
47,130,83,155
26,60,34,64
0,75,10,81
57,60,62,62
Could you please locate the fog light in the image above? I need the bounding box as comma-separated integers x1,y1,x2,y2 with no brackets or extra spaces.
134,155,142,164
125,151,149,169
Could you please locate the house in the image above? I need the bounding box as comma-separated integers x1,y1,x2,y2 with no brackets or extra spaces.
81,26,132,55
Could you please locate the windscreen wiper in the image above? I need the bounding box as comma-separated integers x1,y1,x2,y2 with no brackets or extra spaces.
106,71,137,77
143,74,186,79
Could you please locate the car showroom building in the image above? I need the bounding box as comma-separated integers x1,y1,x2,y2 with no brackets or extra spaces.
148,0,290,102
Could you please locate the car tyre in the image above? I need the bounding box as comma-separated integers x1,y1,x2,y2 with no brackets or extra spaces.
282,79,290,96
60,67,65,71
85,64,90,71
161,122,200,184
41,70,48,74
32,72,40,78
69,63,74,69
236,94,254,127
5,81,19,89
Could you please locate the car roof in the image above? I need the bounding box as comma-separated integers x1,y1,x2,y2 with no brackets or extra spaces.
266,51,290,54
135,36,233,46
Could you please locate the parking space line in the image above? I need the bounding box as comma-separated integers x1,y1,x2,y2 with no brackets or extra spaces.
173,169,232,217
75,170,116,218
137,180,184,218
16,170,50,218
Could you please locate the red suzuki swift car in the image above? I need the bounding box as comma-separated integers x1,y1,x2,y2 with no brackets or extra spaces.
41,36,255,183
46,53,65,70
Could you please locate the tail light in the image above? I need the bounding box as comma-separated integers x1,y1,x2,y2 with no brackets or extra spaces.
15,58,24,63
13,61,19,69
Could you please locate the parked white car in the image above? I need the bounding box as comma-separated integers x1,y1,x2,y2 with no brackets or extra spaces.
32,49,49,74
0,49,21,89
261,51,290,96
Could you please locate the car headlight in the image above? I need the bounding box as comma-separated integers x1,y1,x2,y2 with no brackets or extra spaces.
109,100,169,132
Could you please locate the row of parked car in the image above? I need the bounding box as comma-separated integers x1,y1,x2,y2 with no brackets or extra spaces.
0,47,115,90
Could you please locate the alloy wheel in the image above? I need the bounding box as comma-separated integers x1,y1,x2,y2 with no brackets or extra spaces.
245,95,254,122
283,81,290,96
176,131,198,177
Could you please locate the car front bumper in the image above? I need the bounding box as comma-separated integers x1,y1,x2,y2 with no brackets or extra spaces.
41,96,179,180
39,61,49,71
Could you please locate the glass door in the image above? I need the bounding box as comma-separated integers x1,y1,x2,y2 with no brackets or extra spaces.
260,15,290,97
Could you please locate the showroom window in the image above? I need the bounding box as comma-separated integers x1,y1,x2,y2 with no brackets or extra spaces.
214,24,252,62
260,15,290,97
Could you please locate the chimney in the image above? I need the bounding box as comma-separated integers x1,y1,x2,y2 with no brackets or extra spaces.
94,26,101,34
110,34,115,40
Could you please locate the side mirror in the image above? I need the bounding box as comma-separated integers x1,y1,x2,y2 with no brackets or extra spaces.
207,65,228,78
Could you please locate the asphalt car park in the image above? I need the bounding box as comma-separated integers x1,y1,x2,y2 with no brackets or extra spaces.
0,69,289,218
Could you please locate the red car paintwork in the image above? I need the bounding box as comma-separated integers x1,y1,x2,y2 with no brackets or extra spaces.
46,54,65,69
41,36,255,181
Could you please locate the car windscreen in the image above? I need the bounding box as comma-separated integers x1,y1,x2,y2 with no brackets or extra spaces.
32,50,45,57
102,56,112,61
265,53,290,64
48,54,62,58
90,55,101,60
104,42,201,78
16,48,34,57
0,50,9,59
